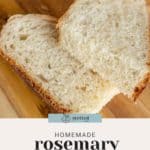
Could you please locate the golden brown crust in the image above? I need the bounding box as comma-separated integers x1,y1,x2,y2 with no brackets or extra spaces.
132,73,150,101
0,49,71,113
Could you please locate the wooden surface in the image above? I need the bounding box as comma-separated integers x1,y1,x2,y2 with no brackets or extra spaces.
0,0,150,118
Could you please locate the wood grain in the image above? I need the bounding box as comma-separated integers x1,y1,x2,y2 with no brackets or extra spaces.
0,0,150,118
0,88,17,117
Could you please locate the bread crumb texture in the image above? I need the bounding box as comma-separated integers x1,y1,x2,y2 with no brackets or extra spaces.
59,0,150,97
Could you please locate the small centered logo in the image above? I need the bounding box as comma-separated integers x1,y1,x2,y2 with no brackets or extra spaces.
61,114,71,123
48,114,102,123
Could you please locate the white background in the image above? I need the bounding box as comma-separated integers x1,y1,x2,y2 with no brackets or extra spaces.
0,119,149,150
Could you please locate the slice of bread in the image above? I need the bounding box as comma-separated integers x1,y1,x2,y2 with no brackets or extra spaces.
0,14,119,113
58,0,150,100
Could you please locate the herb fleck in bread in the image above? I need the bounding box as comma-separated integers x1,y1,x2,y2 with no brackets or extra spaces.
58,0,150,100
0,14,119,113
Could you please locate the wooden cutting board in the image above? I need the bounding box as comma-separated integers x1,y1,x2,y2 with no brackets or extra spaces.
0,0,150,118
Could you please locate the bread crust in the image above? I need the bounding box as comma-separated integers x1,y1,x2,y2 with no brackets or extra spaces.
0,49,71,113
132,73,150,101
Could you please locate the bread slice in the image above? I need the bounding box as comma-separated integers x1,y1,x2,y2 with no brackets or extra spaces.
58,0,150,100
0,14,119,113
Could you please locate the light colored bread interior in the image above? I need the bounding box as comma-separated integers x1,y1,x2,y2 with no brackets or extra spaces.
0,14,119,113
58,0,150,98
